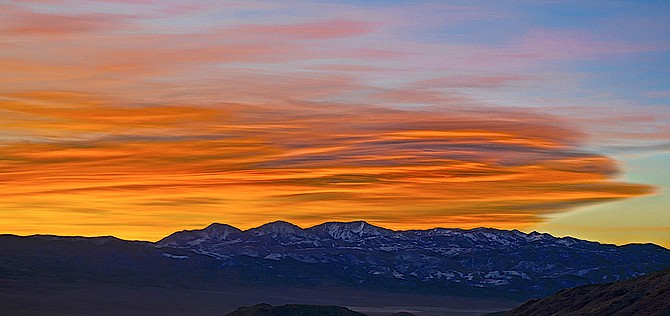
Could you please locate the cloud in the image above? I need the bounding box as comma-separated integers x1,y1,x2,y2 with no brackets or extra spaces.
414,75,531,89
0,0,667,245
0,91,654,239
229,19,377,40
0,4,134,36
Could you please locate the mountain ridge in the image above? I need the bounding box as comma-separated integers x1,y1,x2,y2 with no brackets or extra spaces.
2,221,669,300
154,220,670,299
156,220,666,250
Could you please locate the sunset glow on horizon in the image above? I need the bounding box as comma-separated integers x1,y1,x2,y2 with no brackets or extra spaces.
1,1,669,247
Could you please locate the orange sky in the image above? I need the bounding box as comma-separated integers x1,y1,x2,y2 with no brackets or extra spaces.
0,91,653,241
0,1,668,247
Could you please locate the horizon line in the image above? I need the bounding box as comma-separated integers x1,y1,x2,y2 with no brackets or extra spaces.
2,219,667,250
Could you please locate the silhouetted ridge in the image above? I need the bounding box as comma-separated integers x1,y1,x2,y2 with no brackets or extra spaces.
224,303,367,316
506,267,670,315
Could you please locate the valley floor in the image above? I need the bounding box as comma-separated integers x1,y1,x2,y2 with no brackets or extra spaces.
0,278,519,316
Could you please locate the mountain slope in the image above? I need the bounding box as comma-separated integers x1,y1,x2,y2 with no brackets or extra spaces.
505,267,670,315
0,234,227,287
158,221,670,298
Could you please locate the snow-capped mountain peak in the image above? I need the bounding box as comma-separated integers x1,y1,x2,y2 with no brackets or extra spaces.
308,221,393,241
158,222,241,247
249,220,305,236
155,220,670,298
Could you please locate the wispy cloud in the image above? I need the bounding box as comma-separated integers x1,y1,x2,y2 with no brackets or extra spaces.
0,3,135,35
0,92,653,239
229,19,377,40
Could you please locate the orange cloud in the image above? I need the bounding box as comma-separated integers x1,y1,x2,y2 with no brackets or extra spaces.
0,91,654,240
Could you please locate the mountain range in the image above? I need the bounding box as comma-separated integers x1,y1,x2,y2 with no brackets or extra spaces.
1,220,669,315
157,220,670,298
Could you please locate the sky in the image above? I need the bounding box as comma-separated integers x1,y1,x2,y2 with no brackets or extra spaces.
0,0,669,247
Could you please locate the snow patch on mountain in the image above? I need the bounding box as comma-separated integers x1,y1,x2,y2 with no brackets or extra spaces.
155,220,670,295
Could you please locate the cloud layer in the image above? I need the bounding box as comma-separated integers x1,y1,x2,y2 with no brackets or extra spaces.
0,92,653,239
0,0,668,241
